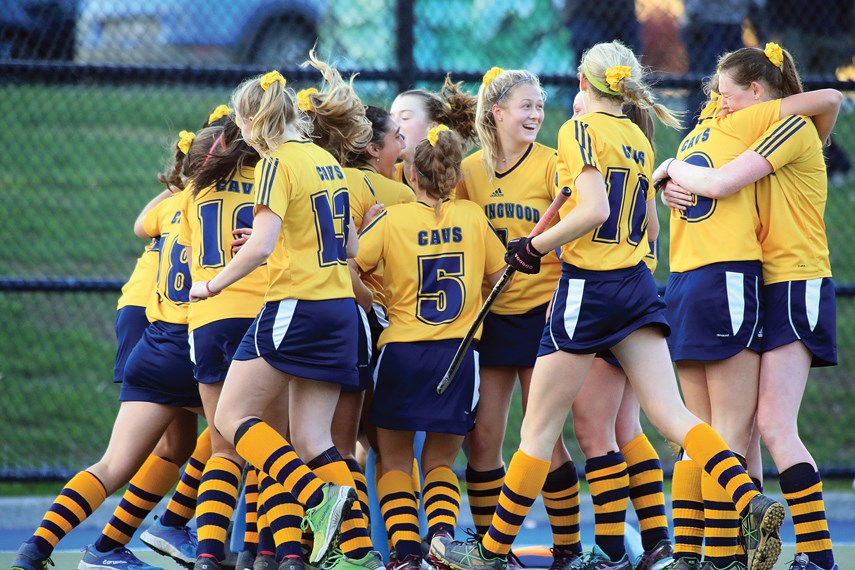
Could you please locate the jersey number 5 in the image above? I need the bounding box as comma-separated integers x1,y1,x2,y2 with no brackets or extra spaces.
417,253,466,326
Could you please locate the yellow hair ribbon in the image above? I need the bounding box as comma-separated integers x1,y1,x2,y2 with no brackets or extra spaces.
427,124,450,147
482,67,504,88
764,42,784,68
259,70,286,91
605,66,632,92
177,130,196,155
297,88,319,112
207,104,232,125
583,64,620,96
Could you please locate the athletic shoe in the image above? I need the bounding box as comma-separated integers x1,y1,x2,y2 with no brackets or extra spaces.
740,495,784,570
11,542,53,570
661,559,701,570
319,548,385,570
635,540,674,570
193,556,222,570
302,484,357,564
140,517,198,565
390,555,423,570
429,534,507,570
569,546,632,570
235,550,256,570
254,555,278,570
79,544,164,569
549,546,581,570
788,553,839,570
279,557,307,570
699,562,746,570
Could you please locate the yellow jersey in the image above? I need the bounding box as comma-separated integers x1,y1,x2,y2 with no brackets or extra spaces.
556,112,655,271
752,116,831,284
670,99,782,272
116,240,159,310
644,239,658,274
362,168,415,206
459,144,561,313
177,174,268,332
255,140,354,302
355,200,506,347
343,167,378,229
393,161,415,191
142,193,190,325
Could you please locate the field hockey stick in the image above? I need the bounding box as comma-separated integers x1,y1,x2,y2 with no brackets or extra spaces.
436,185,573,395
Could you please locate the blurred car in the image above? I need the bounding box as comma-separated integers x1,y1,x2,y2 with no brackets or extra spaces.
0,0,78,60
75,0,326,66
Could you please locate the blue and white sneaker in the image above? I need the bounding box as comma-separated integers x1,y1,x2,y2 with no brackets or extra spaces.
140,517,198,566
11,542,53,570
78,544,165,570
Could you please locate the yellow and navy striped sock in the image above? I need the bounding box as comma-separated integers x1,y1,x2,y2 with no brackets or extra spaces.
424,466,460,537
94,454,179,552
542,460,582,555
702,472,742,567
310,448,373,560
465,465,505,536
345,457,370,521
780,463,835,570
160,427,212,527
585,452,629,562
682,423,758,517
242,467,260,555
621,435,669,552
257,508,276,557
378,470,421,559
234,419,324,508
412,458,423,504
197,456,242,561
259,474,305,560
30,470,107,556
483,450,550,557
671,458,704,560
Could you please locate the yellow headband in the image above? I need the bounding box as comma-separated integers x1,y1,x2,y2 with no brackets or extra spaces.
177,130,195,155
297,88,319,112
482,67,504,88
764,42,783,68
427,124,450,146
259,70,286,91
207,104,232,125
583,64,620,96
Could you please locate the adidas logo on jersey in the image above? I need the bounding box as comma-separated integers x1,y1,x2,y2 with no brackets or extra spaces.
490,188,504,198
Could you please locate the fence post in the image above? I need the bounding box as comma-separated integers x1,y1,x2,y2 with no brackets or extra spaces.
395,0,416,92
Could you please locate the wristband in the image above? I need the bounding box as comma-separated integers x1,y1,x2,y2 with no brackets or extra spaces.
205,281,220,297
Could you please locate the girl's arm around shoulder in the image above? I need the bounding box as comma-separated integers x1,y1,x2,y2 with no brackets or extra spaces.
134,188,175,238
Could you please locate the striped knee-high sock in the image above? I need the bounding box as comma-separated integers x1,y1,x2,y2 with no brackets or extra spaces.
465,465,505,536
424,466,461,538
682,423,759,517
541,460,582,555
160,427,213,528
620,435,669,552
94,455,180,552
28,471,107,557
309,448,373,560
259,474,305,561
702,471,742,568
585,452,629,562
257,507,276,558
345,457,370,521
671,458,704,561
242,467,260,555
233,419,325,508
483,450,550,558
780,463,835,570
197,456,242,562
412,458,423,504
378,470,421,559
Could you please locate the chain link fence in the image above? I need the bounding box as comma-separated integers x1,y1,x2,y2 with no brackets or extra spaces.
1,0,854,479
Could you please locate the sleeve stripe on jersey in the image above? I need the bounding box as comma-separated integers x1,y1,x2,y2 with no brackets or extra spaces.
257,158,280,206
753,116,807,157
574,121,595,166
358,208,388,236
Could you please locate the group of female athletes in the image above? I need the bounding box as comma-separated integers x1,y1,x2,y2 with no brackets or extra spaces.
12,37,841,570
